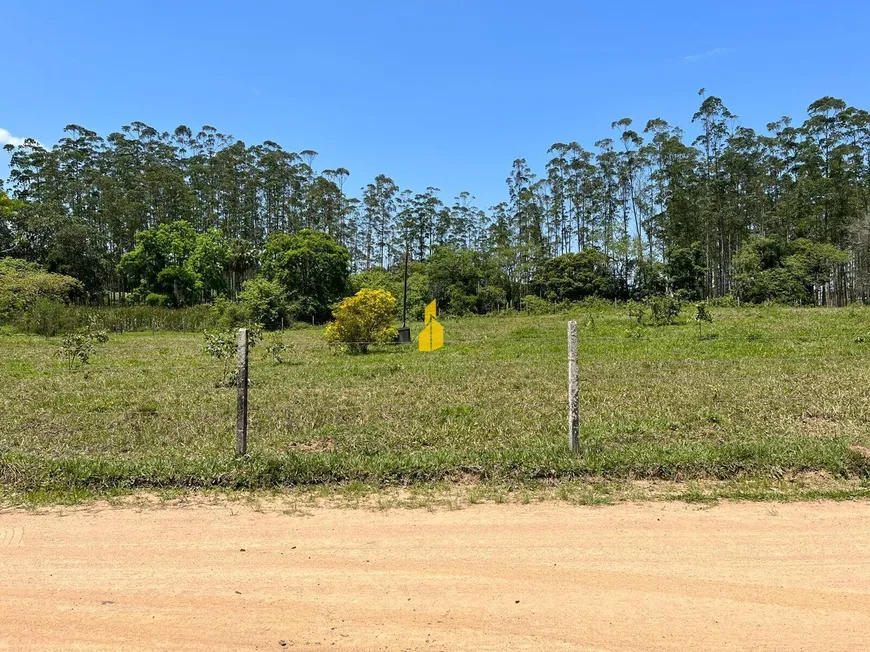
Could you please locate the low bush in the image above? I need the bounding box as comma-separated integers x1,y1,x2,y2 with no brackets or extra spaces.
325,288,397,353
446,285,478,316
647,295,682,326
709,294,739,308
521,295,557,315
0,257,83,325
144,293,171,308
15,298,81,336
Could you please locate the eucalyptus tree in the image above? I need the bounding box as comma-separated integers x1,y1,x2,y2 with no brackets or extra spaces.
594,138,624,274
322,167,352,244
612,118,648,262
546,143,570,256
563,143,598,252
506,158,544,251
361,174,398,269
305,175,344,236
449,191,486,250
801,97,856,246
692,89,737,295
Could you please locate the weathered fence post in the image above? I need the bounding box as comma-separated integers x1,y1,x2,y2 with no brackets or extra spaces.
567,321,579,453
236,327,249,456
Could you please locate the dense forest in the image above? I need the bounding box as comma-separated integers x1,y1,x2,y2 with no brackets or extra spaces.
4,90,870,317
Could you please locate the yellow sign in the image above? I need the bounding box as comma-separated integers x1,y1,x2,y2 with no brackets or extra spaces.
424,299,437,324
419,300,444,351
419,317,444,351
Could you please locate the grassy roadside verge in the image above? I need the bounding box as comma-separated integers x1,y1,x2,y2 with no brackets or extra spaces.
3,475,870,510
3,304,870,505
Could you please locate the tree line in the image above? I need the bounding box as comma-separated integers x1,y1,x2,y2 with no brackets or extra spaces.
3,89,870,312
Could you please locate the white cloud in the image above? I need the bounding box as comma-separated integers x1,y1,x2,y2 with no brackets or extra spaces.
684,48,731,62
0,128,29,147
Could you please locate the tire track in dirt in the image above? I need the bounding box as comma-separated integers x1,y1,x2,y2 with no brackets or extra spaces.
0,526,23,547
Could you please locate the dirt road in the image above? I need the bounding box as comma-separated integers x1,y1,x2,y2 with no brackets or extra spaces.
2,499,869,651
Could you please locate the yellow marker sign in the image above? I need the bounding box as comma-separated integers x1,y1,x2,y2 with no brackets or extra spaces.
419,299,444,351
419,316,444,351
424,299,437,324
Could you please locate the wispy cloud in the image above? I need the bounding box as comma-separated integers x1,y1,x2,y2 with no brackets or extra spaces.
0,128,28,148
684,48,732,62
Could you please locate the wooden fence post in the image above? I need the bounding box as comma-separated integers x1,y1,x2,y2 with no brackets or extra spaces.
568,321,579,453
236,327,248,456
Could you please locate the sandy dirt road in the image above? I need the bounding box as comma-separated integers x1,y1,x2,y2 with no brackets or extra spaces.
1,500,869,651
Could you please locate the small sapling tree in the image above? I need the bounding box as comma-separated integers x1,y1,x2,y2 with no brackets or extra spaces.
265,331,292,364
204,326,261,386
56,318,109,370
325,288,398,353
627,300,646,325
694,301,713,339
204,330,236,386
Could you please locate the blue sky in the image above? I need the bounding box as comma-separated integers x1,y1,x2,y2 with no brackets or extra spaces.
3,0,870,210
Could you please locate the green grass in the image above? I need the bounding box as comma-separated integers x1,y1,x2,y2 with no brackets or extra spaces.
3,303,870,503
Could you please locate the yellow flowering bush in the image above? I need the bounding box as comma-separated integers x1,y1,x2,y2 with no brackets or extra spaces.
325,288,398,353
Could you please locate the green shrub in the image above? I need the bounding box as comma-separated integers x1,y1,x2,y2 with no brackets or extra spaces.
325,289,397,353
239,277,288,330
478,285,507,313
16,298,80,336
144,293,170,307
647,295,681,326
521,295,558,315
0,257,83,324
209,297,250,329
447,285,478,316
710,294,739,308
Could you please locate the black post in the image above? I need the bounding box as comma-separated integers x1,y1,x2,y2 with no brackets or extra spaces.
402,244,409,327
397,244,411,343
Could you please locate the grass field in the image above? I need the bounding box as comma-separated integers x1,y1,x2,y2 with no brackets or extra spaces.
3,304,870,503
